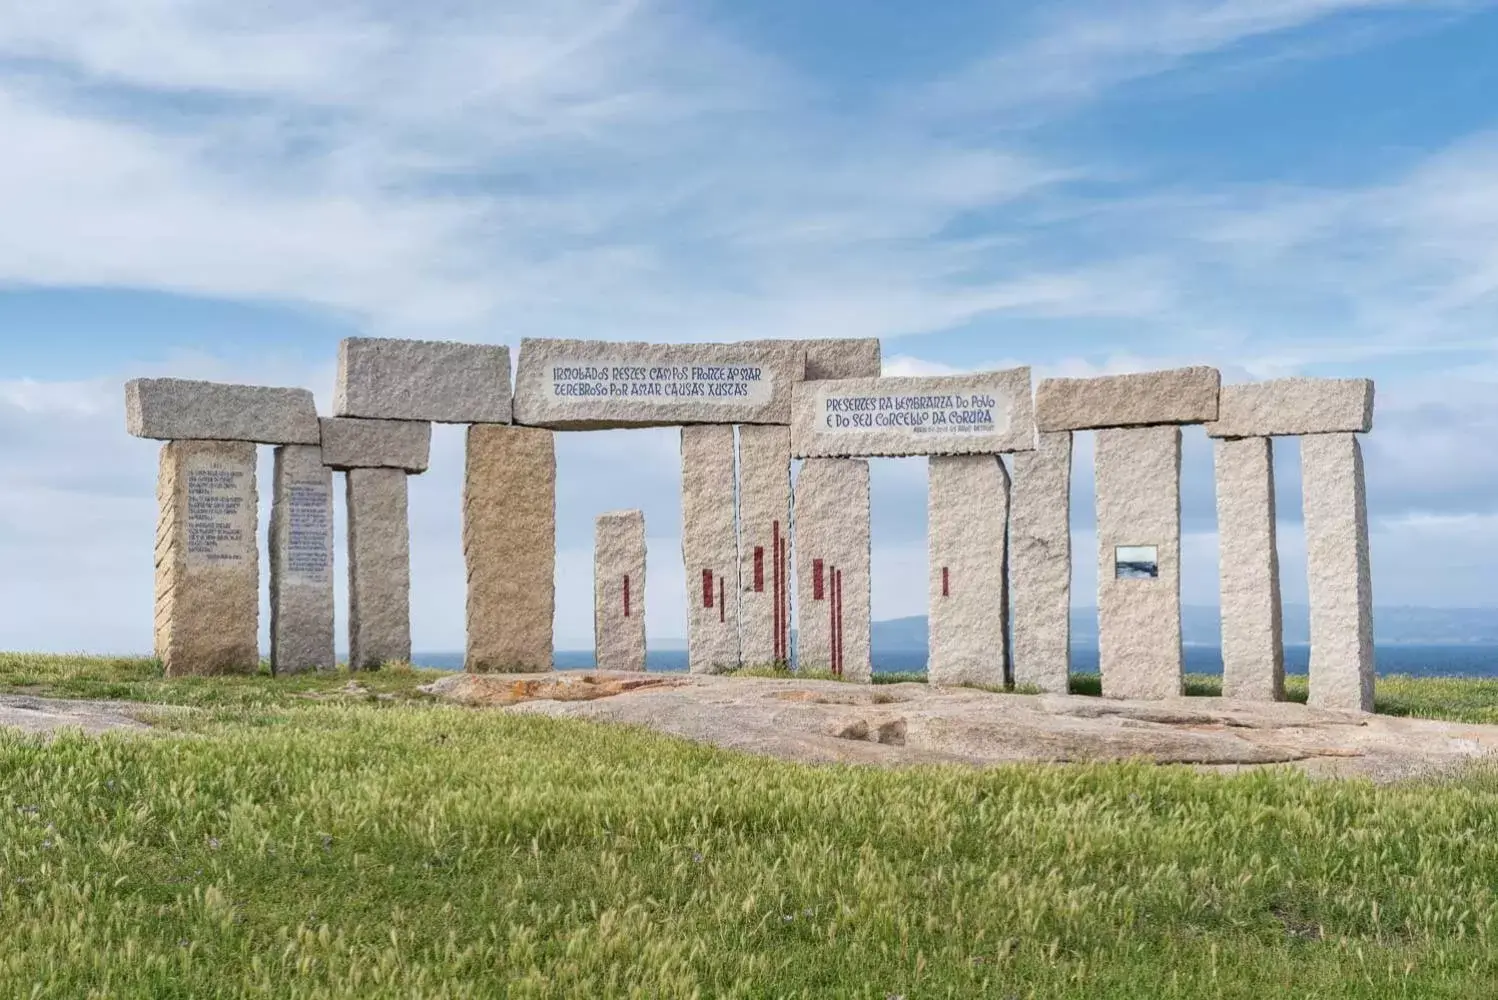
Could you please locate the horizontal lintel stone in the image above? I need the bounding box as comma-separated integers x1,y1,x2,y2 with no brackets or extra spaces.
1205,378,1374,438
334,337,512,424
739,338,882,380
1035,367,1221,431
319,417,432,473
126,378,320,444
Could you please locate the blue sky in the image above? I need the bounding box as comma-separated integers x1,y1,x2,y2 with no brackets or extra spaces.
0,0,1495,653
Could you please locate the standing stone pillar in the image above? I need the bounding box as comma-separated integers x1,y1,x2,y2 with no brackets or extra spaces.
794,459,872,682
1095,426,1183,699
346,468,411,670
154,440,260,676
269,446,335,673
681,426,741,674
1010,431,1073,693
738,425,792,667
1302,433,1375,712
464,425,557,673
595,510,647,672
928,455,1010,687
1214,437,1284,701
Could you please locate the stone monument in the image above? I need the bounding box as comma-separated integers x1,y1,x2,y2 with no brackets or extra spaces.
594,510,647,672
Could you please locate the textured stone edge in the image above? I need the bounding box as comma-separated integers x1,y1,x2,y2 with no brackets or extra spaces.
126,378,320,444
1034,367,1221,432
334,337,514,424
1205,378,1374,438
319,417,433,473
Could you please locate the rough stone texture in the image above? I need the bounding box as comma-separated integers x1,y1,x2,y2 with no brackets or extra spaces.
319,418,432,472
741,338,883,380
1215,437,1285,701
346,468,412,670
1206,378,1374,438
1035,367,1221,431
334,337,512,424
269,446,336,674
513,338,803,429
127,378,319,444
0,695,153,736
928,455,1010,687
681,426,741,674
154,440,259,676
1095,426,1184,699
1302,433,1376,713
792,369,1035,459
1010,431,1073,693
738,425,793,667
794,459,872,683
594,510,647,673
465,426,556,673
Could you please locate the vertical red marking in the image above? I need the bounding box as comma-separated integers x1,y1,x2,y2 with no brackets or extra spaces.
828,563,837,674
834,568,845,677
942,566,950,598
813,559,825,601
623,574,631,618
719,576,726,624
754,546,765,593
702,569,715,609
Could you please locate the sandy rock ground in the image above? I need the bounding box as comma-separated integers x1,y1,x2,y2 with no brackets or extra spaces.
0,694,153,736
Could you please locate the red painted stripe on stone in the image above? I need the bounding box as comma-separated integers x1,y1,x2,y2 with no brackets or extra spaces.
703,569,714,609
719,577,726,624
623,574,631,618
813,559,824,601
754,546,765,593
942,566,950,598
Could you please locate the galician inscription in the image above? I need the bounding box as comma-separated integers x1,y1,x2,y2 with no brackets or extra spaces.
186,465,252,567
818,390,1007,436
285,483,331,584
546,362,774,406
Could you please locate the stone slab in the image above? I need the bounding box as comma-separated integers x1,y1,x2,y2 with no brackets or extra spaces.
319,417,432,473
594,510,647,673
127,378,319,444
1096,426,1183,699
465,426,556,672
794,459,871,683
154,440,259,676
346,468,411,670
681,426,741,674
738,425,793,667
791,369,1036,458
1215,437,1285,701
1035,367,1220,431
1010,431,1073,694
1302,433,1375,713
1206,378,1374,438
334,337,512,424
513,338,803,429
928,455,1010,688
740,338,882,380
269,445,336,673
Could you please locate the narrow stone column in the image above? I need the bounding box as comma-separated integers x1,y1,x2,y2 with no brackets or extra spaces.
928,455,1010,687
1302,433,1375,712
1010,431,1072,693
1214,436,1284,701
346,468,411,670
154,440,259,676
594,510,647,672
1096,426,1183,699
793,458,871,682
269,445,335,673
464,425,557,673
737,425,792,667
681,426,741,674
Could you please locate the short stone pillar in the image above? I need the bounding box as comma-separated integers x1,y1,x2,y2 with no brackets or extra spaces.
738,425,792,667
269,445,335,673
346,468,412,670
1010,431,1073,693
594,510,647,672
928,455,1010,687
794,458,871,682
1214,437,1284,701
154,440,260,676
681,425,741,674
1302,433,1375,712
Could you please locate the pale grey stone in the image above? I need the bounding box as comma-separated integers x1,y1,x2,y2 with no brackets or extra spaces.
1035,367,1221,431
1215,437,1285,701
1206,378,1374,438
737,425,792,667
793,459,871,683
740,338,882,380
334,337,512,424
127,378,318,444
1010,431,1072,694
681,426,741,674
791,369,1036,459
594,510,647,673
319,417,432,473
346,468,411,670
1302,433,1375,713
927,455,1010,688
1095,426,1183,699
269,445,335,674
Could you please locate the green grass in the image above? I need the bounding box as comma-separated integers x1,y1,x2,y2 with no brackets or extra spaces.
2,655,1498,996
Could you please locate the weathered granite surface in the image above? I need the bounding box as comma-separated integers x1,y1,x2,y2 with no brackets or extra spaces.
740,338,882,380
335,337,512,424
1303,433,1375,713
1215,437,1285,701
927,455,1010,688
681,426,741,674
737,425,792,667
1010,431,1072,694
794,459,871,682
594,510,647,673
1206,378,1374,438
1035,367,1220,431
269,446,336,673
127,378,319,444
346,468,412,670
319,417,432,473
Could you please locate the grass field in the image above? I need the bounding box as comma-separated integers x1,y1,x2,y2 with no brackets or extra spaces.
3,655,1498,997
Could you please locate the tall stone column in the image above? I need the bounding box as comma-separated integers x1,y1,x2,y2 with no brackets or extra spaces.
346,468,411,670
1302,433,1375,712
681,426,741,674
1214,436,1284,701
737,425,792,667
269,445,335,673
1095,426,1183,699
794,458,871,682
465,425,557,673
154,440,259,676
1010,431,1073,693
928,455,1010,687
595,510,647,672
